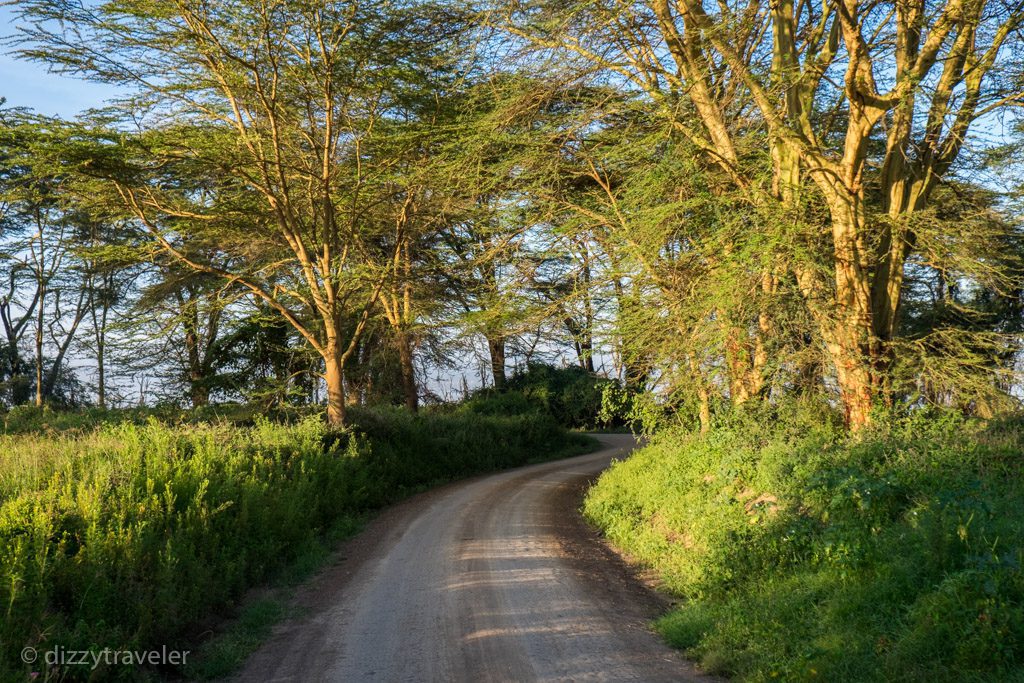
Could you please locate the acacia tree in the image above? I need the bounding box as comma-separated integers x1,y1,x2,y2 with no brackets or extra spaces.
374,116,463,412
76,220,140,410
0,115,97,407
462,77,773,429
133,266,235,408
435,210,526,389
15,0,460,424
497,0,1024,427
550,108,778,432
424,77,549,390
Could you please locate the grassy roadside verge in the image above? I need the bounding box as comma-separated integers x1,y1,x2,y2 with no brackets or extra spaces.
583,405,1024,682
0,406,594,681
182,510,366,680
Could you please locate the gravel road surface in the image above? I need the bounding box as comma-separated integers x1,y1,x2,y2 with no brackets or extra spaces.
234,434,712,682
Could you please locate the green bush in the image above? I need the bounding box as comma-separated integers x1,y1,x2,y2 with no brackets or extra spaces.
584,404,1024,681
464,363,625,429
0,409,592,680
0,403,270,435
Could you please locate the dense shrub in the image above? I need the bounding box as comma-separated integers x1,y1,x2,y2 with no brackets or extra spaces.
464,363,625,429
0,403,304,435
0,409,592,680
584,403,1024,681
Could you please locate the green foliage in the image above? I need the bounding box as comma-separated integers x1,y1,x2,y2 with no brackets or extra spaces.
185,598,289,680
0,404,265,435
599,382,678,435
0,409,592,680
342,404,593,500
584,405,1024,681
462,363,626,429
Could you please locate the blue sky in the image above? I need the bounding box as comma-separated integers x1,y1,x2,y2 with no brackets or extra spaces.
1,6,120,117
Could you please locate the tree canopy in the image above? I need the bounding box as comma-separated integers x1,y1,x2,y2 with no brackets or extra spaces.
1,0,1022,428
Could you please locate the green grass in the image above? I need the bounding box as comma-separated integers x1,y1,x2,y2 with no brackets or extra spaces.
0,405,594,681
0,403,268,436
185,596,288,680
583,403,1024,682
183,510,368,681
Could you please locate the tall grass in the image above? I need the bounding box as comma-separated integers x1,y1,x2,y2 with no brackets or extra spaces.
584,404,1024,681
0,408,591,680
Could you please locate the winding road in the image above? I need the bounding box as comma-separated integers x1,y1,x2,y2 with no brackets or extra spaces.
235,434,711,682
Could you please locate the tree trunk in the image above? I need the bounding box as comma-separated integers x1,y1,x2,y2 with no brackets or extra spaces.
190,381,210,409
580,331,595,373
43,289,89,400
688,355,711,435
825,331,875,430
97,338,106,409
725,329,752,405
34,284,44,408
397,330,418,412
580,246,595,373
698,388,711,435
487,334,506,389
824,192,880,430
724,320,769,406
324,344,347,426
182,301,208,408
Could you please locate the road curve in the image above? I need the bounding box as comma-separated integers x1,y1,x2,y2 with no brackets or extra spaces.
234,434,711,682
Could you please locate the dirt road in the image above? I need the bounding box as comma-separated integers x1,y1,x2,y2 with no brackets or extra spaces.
235,434,710,682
